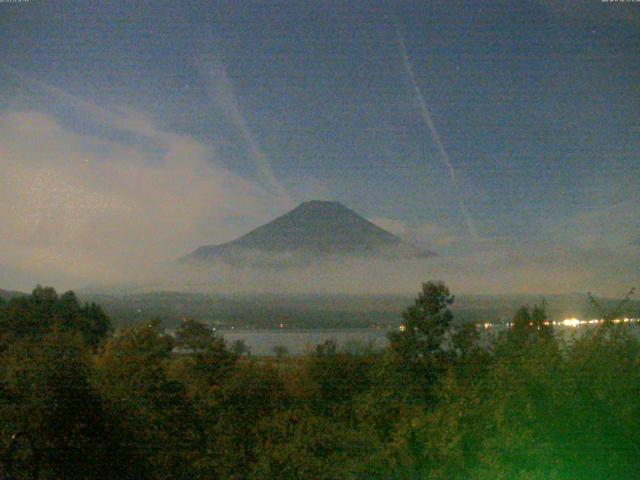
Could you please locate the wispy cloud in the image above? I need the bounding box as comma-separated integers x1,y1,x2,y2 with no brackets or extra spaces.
393,21,479,242
195,51,290,202
0,76,290,290
371,217,459,250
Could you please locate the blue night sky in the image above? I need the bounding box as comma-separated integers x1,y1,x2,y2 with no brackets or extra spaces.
0,1,638,293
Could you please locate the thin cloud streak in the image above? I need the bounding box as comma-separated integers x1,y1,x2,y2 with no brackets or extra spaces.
393,24,480,242
195,52,290,202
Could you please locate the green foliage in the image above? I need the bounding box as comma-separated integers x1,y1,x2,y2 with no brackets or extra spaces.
94,320,197,479
273,344,289,359
304,344,374,418
384,318,640,479
506,302,554,348
386,281,455,402
175,318,215,349
174,318,236,386
200,362,288,478
390,281,454,360
0,286,112,349
0,332,119,478
252,409,383,479
80,301,112,349
231,338,251,357
588,287,636,322
1,282,639,479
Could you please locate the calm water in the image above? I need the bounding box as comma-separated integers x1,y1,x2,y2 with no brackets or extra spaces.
211,322,640,357
216,328,390,356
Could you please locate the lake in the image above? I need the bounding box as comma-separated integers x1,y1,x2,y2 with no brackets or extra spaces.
210,321,640,356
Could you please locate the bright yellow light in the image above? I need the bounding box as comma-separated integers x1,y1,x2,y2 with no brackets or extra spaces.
562,318,580,328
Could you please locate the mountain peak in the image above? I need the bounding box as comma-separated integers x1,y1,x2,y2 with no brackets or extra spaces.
298,200,342,207
293,200,350,213
180,201,435,265
286,200,361,219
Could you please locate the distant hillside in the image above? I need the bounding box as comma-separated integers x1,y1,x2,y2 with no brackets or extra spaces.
78,291,640,330
180,200,434,266
0,288,25,301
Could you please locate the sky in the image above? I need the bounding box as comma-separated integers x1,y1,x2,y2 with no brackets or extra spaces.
0,1,638,295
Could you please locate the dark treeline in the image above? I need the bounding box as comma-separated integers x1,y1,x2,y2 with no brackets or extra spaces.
0,283,639,479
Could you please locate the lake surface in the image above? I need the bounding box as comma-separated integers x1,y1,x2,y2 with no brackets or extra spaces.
214,321,640,356
216,328,390,356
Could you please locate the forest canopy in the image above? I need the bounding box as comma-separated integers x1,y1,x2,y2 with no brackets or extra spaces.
0,283,638,479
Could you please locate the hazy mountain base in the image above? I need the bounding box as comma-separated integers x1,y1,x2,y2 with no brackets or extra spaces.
3,221,637,296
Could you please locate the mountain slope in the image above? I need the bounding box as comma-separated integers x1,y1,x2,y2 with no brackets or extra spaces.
180,200,434,265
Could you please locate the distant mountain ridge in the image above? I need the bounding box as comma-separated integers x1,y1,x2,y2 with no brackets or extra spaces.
0,288,25,301
180,200,434,265
77,290,640,330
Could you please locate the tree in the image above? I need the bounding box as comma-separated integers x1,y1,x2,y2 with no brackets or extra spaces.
389,281,454,360
315,339,337,357
0,286,111,349
251,409,382,479
512,305,532,331
508,302,553,346
231,339,250,357
0,296,7,345
273,344,289,360
0,332,116,478
305,346,374,418
387,281,455,400
94,320,197,479
80,302,112,349
202,363,288,478
175,318,215,349
588,287,636,323
173,319,236,390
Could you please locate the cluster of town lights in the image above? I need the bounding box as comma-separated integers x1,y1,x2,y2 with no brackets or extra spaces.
480,317,639,329
398,318,640,332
